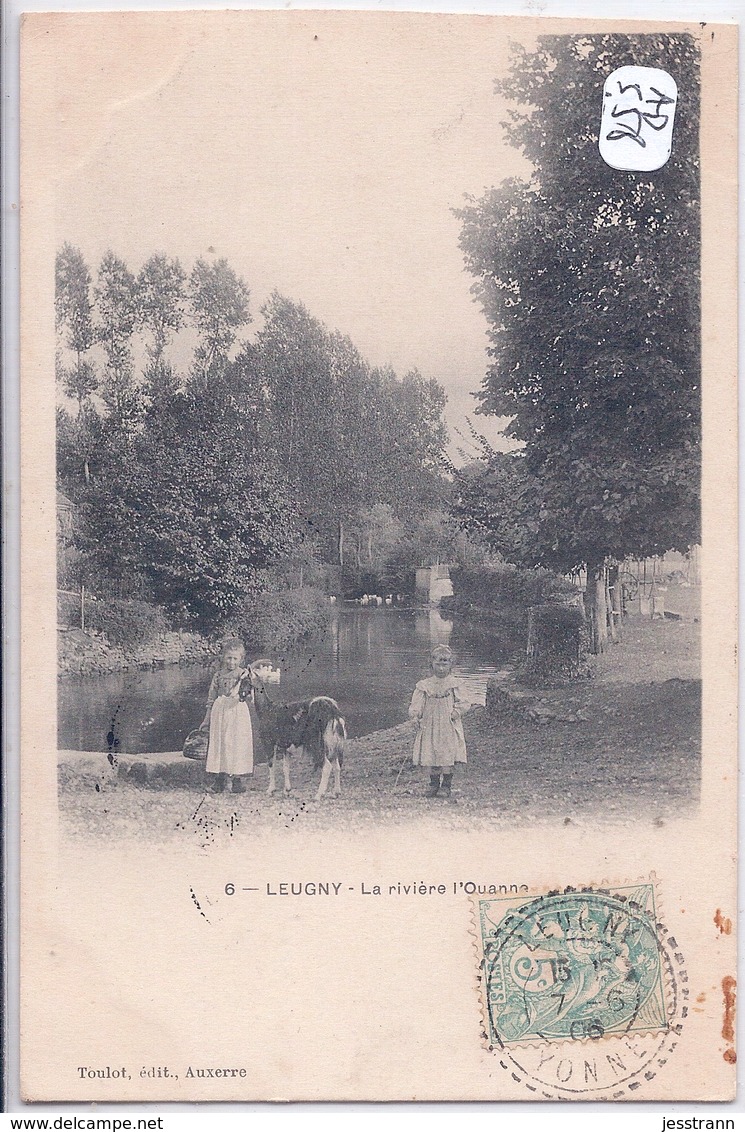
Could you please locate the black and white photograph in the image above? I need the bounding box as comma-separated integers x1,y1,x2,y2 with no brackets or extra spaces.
19,9,737,1103
54,22,704,834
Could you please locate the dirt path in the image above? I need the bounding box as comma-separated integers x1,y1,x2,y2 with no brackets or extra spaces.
59,616,701,841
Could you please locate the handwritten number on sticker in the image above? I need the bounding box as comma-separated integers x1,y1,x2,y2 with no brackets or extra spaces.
599,66,678,172
606,83,676,148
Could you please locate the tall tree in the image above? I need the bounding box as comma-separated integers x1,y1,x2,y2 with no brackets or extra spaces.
78,373,299,628
95,251,142,430
456,34,701,650
137,253,187,401
55,244,98,412
372,367,449,521
453,450,554,565
253,294,450,564
189,257,251,378
352,503,404,571
252,294,369,563
56,404,108,498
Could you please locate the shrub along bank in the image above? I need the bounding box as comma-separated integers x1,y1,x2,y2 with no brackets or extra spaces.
59,586,332,677
444,562,576,617
443,562,583,681
228,586,330,654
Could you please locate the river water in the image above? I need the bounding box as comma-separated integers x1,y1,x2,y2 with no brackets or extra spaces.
58,606,518,754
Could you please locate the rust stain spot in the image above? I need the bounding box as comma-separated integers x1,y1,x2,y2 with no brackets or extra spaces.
722,976,736,1042
714,909,733,935
696,992,706,1003
724,1048,737,1064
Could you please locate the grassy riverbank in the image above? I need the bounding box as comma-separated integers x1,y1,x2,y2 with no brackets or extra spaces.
59,615,700,841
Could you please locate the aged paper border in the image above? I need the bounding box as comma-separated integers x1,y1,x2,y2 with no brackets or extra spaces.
16,9,738,1104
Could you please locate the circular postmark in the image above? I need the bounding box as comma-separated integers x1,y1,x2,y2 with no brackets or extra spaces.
476,885,687,1099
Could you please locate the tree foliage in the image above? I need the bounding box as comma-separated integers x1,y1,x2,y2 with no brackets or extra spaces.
55,243,96,358
138,253,187,360
370,367,449,521
249,293,449,560
138,253,187,401
456,33,701,577
56,250,451,627
452,452,542,565
94,251,142,429
189,257,251,377
79,376,298,629
55,243,98,410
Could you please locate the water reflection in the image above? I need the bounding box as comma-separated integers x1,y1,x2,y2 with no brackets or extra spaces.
58,607,518,754
428,608,454,648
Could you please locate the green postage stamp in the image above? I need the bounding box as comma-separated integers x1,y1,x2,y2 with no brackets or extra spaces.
474,882,687,1099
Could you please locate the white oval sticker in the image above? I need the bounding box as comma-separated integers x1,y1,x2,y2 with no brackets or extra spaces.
599,65,678,172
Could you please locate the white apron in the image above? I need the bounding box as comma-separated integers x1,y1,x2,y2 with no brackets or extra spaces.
206,688,254,776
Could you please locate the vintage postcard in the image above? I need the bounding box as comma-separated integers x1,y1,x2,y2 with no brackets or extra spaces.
19,11,737,1101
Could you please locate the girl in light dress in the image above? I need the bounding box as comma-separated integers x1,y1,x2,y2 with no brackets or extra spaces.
408,644,467,799
200,638,254,794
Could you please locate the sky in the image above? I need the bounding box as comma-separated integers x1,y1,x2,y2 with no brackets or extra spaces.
49,10,535,459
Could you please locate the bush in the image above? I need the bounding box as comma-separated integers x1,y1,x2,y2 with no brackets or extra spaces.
86,598,169,652
58,589,82,629
450,606,525,652
57,547,85,593
58,552,153,606
519,600,587,684
270,554,341,595
450,562,577,614
229,586,329,654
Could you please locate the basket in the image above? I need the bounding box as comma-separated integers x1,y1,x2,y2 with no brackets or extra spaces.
182,727,209,761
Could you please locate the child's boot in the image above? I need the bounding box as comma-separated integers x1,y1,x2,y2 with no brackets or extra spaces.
208,773,226,793
232,776,246,794
440,774,453,798
425,774,441,798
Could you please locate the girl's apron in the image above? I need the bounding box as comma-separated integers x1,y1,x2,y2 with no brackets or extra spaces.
206,687,254,776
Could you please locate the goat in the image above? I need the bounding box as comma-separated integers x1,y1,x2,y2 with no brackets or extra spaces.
239,665,346,801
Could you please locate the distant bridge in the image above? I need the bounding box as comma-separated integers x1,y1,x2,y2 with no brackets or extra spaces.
415,564,453,606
